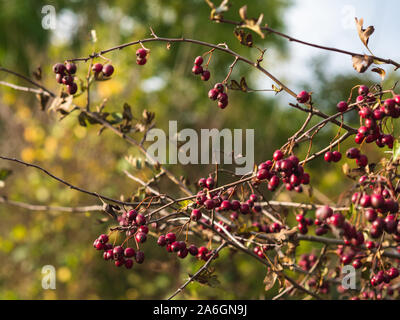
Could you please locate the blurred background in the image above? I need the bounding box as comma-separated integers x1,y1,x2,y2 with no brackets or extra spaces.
0,0,399,299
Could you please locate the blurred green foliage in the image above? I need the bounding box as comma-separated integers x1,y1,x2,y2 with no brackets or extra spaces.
0,0,398,300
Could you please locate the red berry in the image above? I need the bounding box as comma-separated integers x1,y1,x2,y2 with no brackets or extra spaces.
67,83,77,95
273,150,284,161
102,64,114,77
188,245,198,256
62,75,74,85
201,70,210,81
165,233,176,243
136,57,147,65
135,251,145,264
356,155,368,167
124,247,135,258
346,148,360,159
358,85,369,96
135,214,146,226
296,91,310,104
337,101,348,112
208,88,219,100
214,83,224,93
192,65,203,75
191,209,202,221
324,151,334,162
332,151,342,162
316,205,333,221
135,232,147,243
125,259,133,269
157,235,167,246
194,56,203,66
53,63,66,74
136,48,147,59
92,63,103,73
65,62,77,74
206,177,215,189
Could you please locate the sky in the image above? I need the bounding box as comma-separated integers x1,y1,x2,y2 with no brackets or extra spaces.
265,0,400,91
51,1,400,94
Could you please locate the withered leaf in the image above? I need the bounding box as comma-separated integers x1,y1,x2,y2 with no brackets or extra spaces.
207,0,230,19
190,267,220,287
355,17,375,49
263,271,277,291
32,67,42,81
78,112,87,127
234,29,253,47
352,54,373,73
142,109,155,124
36,92,50,111
238,5,265,39
48,94,74,114
102,203,117,220
371,67,386,81
123,103,133,121
227,77,249,92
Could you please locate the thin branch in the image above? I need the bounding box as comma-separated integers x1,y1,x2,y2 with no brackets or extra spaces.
0,195,102,213
167,241,227,300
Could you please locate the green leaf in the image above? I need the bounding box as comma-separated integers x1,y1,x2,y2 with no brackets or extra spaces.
178,199,195,209
0,169,12,181
393,139,400,161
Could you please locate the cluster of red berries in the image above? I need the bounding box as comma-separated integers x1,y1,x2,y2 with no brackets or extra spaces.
157,232,217,261
295,213,314,234
371,268,399,287
136,48,149,65
345,85,396,148
93,233,145,269
52,62,78,94
252,221,283,234
352,192,399,240
256,150,310,193
192,56,210,81
324,150,342,163
208,83,229,109
298,253,317,271
92,62,114,78
253,245,272,259
195,178,260,216
346,147,368,167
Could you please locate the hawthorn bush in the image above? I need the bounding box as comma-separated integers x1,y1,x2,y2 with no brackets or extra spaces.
1,2,400,300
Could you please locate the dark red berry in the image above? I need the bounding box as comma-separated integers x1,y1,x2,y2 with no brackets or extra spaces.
191,209,202,221
194,56,203,66
214,83,224,93
53,63,66,74
92,63,103,73
136,48,147,59
201,70,210,81
324,151,334,162
296,91,310,104
358,85,369,96
67,83,77,95
136,57,147,65
192,65,203,75
135,251,145,264
337,101,348,112
124,247,135,258
102,64,114,77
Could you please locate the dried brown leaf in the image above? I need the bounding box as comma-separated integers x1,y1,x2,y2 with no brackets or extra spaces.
371,67,386,81
355,17,375,49
352,54,373,73
238,5,265,39
234,29,253,47
263,271,277,291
